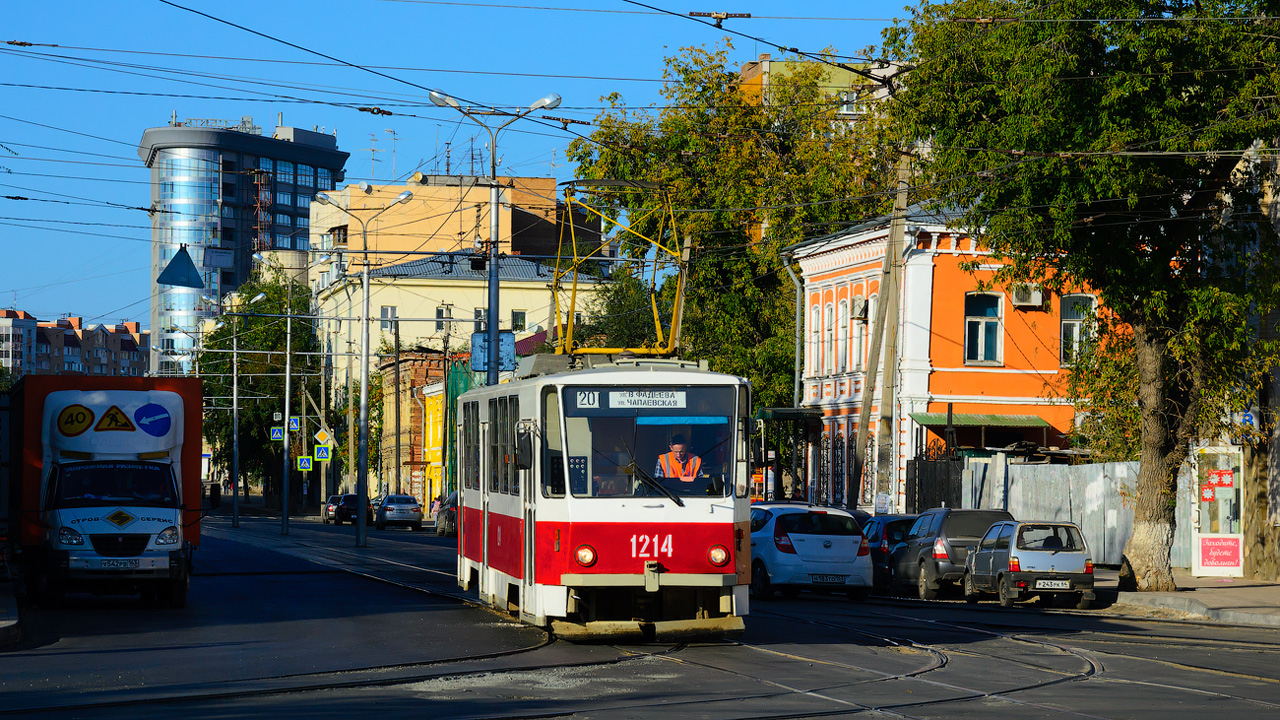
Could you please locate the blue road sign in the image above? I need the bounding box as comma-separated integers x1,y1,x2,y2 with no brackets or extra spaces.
470,331,516,373
314,445,332,461
289,416,301,431
270,427,284,441
297,456,313,471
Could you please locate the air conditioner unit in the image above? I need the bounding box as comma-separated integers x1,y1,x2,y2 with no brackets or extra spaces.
1010,285,1044,308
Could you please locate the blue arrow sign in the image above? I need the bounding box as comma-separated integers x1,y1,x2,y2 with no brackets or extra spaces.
270,427,284,441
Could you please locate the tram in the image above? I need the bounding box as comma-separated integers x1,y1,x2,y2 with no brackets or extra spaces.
455,356,752,640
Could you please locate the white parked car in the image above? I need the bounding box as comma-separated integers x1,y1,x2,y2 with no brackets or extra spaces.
749,503,873,601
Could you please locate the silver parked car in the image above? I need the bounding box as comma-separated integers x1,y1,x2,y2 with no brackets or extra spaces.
375,494,424,531
963,520,1095,609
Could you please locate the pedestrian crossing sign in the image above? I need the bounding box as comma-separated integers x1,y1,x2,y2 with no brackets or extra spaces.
289,416,301,431
270,427,284,441
298,456,313,471
314,445,332,461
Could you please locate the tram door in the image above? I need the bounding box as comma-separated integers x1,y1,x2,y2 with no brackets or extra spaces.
520,413,537,621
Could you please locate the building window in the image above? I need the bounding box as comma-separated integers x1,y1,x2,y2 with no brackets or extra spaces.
297,164,314,187
964,293,1002,364
1060,294,1096,366
277,160,294,184
824,303,835,374
380,305,397,331
317,167,333,190
296,193,311,208
275,213,292,226
475,307,487,332
276,191,293,207
809,305,820,375
511,310,526,332
296,216,310,229
436,305,452,331
837,299,849,373
260,157,273,173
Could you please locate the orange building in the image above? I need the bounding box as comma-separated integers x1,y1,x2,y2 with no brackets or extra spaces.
788,206,1093,511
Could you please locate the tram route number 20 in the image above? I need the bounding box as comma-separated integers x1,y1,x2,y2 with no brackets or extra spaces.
630,534,673,559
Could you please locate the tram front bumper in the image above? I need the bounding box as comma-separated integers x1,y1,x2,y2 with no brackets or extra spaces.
559,572,739,589
551,616,745,642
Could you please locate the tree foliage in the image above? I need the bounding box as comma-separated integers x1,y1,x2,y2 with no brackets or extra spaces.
198,268,321,505
883,0,1280,589
569,42,893,407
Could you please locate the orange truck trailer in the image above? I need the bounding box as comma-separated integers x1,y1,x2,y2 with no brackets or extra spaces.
7,376,202,607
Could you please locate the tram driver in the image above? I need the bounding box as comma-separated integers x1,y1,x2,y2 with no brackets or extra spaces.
654,434,703,482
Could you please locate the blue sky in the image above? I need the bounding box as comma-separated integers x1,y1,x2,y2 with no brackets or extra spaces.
1,0,904,328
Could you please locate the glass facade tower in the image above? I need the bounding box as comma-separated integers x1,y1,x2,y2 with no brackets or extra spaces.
138,120,348,374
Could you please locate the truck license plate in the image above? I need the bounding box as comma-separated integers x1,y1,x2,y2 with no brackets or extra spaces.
1035,579,1070,590
812,574,846,584
100,559,140,569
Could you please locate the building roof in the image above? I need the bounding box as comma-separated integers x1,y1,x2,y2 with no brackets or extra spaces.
369,253,601,283
784,203,970,257
908,412,1050,428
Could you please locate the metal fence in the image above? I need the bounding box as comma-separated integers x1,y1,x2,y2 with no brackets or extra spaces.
962,456,1192,568
906,458,963,514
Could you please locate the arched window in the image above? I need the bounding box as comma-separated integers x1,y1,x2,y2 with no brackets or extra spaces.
819,431,831,505
1060,294,1096,365
833,433,845,506
964,293,1002,364
837,299,849,373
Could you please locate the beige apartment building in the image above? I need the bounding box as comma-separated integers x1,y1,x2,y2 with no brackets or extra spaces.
28,316,149,377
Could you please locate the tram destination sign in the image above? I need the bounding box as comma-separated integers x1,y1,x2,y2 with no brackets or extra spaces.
610,390,686,409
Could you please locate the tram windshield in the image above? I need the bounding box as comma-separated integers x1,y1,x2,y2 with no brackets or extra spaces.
552,385,736,499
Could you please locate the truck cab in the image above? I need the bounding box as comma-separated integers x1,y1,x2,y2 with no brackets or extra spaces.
33,389,193,607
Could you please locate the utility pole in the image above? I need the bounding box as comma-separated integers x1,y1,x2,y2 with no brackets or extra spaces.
385,128,398,180
854,151,911,510
394,318,402,494
231,331,240,528
346,345,355,493
282,280,293,535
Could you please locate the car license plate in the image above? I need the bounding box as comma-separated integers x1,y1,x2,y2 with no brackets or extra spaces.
812,574,846,584
100,559,139,569
1035,579,1070,590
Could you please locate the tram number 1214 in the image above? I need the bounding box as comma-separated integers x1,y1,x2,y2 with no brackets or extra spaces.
631,534,674,559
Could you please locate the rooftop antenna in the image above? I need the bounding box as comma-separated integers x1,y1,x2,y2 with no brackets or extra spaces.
359,133,384,179
385,128,399,180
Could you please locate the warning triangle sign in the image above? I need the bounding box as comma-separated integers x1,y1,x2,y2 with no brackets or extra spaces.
94,405,137,432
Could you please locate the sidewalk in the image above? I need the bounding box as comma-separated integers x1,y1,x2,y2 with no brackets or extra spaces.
1094,568,1280,626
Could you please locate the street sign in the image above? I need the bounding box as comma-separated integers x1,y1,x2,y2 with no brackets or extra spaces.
274,412,283,422
314,445,332,461
470,330,516,372
270,427,284,441
298,456,313,471
289,416,301,431
314,428,332,445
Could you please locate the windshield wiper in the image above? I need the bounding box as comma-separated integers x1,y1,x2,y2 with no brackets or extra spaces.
626,461,684,507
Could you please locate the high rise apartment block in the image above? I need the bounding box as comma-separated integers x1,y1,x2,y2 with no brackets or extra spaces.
0,314,149,377
137,116,349,375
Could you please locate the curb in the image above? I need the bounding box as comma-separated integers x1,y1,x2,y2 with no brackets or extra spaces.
1116,590,1280,628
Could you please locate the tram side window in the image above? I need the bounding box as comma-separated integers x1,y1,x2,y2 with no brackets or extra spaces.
462,402,480,491
504,394,514,489
542,388,565,497
489,399,501,493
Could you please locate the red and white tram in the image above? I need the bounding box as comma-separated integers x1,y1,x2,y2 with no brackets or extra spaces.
456,357,752,640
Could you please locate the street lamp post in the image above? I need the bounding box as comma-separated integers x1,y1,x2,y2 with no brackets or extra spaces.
315,189,413,547
429,90,561,385
202,291,266,529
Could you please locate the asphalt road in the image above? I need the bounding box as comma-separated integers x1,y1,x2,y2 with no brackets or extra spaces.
4,514,1280,719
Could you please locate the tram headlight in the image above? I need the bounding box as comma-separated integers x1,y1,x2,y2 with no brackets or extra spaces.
575,544,597,567
707,545,730,567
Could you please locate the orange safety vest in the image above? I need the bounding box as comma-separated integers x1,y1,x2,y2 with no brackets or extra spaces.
659,452,701,480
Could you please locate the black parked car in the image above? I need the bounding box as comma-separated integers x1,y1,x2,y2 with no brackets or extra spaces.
861,513,918,590
333,494,373,525
435,491,458,537
890,508,1014,599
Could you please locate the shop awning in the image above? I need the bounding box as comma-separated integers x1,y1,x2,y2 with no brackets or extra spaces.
908,412,1050,428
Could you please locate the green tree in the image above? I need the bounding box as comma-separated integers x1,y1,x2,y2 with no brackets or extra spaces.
568,42,892,408
883,0,1280,590
198,268,321,507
